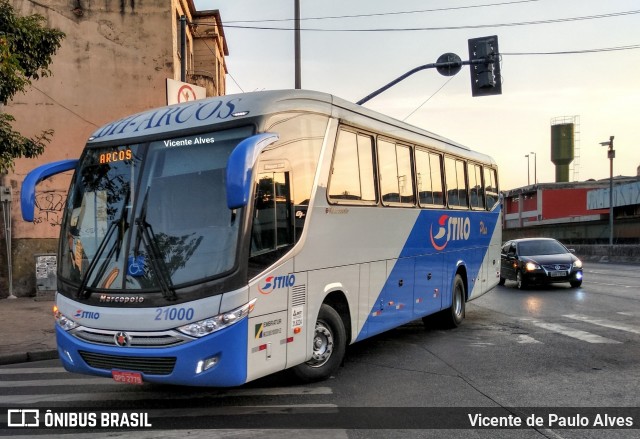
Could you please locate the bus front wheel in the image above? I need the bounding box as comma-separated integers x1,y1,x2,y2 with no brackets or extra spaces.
292,304,346,383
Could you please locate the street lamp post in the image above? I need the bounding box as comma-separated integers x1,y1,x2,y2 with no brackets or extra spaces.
530,151,537,184
525,154,530,185
599,136,615,248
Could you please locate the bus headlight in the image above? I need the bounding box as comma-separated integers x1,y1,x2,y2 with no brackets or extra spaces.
54,310,79,331
178,299,256,338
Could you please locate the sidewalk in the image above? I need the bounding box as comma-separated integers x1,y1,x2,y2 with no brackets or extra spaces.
0,296,58,365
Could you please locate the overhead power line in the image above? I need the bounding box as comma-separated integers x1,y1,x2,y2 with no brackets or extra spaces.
403,76,457,122
224,0,541,24
502,44,640,55
217,9,640,32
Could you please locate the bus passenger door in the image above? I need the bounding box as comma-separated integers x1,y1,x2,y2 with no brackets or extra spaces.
252,170,293,256
414,253,444,317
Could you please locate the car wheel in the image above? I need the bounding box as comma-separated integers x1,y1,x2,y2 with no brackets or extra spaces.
570,280,582,288
292,304,346,383
516,270,527,290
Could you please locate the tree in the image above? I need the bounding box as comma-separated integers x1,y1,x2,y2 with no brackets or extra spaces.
0,0,65,172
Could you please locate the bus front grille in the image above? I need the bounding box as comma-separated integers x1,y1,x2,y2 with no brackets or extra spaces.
70,327,192,348
79,351,176,375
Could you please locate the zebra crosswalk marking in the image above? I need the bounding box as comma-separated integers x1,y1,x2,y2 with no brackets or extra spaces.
564,314,640,335
0,384,333,405
521,319,621,344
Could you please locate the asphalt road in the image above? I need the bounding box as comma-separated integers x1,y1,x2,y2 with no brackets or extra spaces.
1,262,639,438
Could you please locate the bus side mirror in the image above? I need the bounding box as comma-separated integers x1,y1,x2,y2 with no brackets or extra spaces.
21,159,78,222
226,133,279,209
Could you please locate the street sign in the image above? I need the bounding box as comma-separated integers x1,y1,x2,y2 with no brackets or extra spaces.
166,78,206,105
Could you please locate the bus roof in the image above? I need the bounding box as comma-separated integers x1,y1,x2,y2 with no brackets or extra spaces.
87,89,495,165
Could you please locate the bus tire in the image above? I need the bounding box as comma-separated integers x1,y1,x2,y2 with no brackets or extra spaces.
292,304,346,383
441,274,466,328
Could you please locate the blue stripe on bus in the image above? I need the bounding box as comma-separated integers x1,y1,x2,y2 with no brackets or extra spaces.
356,207,500,341
56,319,249,387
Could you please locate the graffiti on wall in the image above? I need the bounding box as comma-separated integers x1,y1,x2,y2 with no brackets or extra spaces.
34,190,67,227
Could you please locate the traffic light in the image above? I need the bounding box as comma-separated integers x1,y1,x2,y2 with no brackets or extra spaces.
468,36,502,97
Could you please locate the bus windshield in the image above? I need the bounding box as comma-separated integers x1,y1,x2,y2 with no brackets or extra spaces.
59,127,253,294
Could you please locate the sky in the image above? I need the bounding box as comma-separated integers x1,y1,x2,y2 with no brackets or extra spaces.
194,0,640,190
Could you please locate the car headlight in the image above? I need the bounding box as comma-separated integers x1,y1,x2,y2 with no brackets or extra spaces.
573,259,583,269
54,309,79,331
178,299,256,338
525,262,541,271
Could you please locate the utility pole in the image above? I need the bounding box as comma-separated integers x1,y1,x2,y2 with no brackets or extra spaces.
530,151,537,184
294,0,301,89
180,15,187,82
599,136,615,248
525,154,530,186
1,183,15,299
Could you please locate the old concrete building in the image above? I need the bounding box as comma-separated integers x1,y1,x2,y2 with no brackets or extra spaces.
1,0,228,297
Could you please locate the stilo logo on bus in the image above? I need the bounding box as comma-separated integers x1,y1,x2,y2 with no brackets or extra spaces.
258,274,296,295
429,214,471,251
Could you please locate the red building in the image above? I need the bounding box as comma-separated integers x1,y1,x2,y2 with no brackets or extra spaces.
504,182,608,229
503,177,640,244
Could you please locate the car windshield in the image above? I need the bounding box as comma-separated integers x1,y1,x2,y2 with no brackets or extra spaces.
518,240,567,256
59,127,253,293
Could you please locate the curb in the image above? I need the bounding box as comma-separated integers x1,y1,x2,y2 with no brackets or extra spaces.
0,350,58,366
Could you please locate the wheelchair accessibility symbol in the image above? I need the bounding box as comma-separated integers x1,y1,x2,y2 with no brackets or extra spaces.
127,256,145,277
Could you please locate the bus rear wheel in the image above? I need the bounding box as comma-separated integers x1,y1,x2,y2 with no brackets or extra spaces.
292,304,346,383
444,274,466,328
425,274,466,329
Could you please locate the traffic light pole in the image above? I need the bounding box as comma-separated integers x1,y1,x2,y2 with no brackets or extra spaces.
356,35,501,105
356,58,491,106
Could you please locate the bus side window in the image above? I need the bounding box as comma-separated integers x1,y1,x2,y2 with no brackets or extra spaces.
445,156,468,208
328,130,376,204
484,167,499,210
378,140,414,206
416,149,444,207
469,163,485,210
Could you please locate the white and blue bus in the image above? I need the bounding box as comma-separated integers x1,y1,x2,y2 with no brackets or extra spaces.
21,90,501,386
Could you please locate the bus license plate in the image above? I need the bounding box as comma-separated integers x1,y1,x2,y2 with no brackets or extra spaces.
112,370,143,385
550,271,566,277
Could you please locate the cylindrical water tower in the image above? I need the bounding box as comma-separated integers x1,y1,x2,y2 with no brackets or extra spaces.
551,120,575,182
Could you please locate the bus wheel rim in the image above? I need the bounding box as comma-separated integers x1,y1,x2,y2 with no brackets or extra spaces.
309,321,333,368
454,290,462,317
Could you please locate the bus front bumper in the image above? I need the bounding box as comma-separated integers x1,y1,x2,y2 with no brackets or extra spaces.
55,319,248,387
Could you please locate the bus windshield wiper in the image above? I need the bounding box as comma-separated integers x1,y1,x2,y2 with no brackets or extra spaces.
133,189,177,301
76,221,117,299
76,189,130,299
